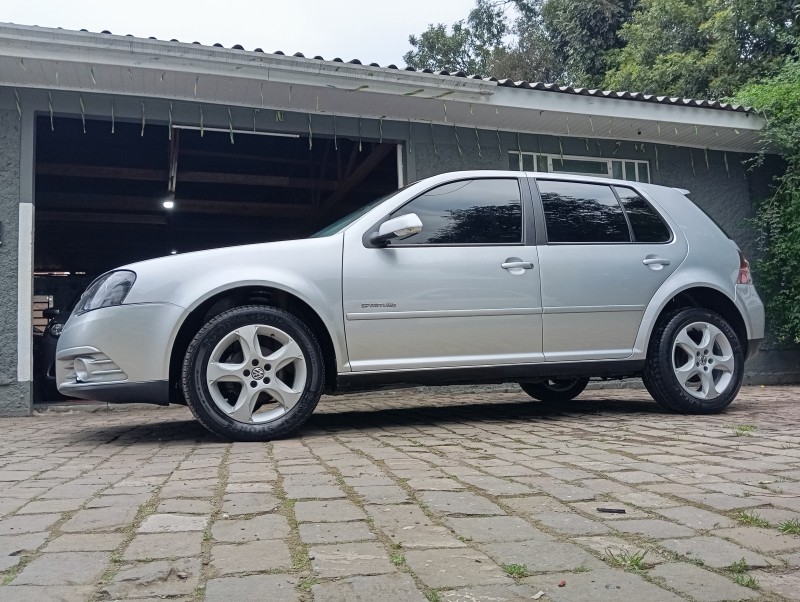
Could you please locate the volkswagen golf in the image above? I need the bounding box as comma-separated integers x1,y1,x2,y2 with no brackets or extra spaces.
57,171,764,440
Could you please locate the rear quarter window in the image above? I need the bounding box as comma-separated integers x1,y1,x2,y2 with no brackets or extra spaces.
613,187,672,243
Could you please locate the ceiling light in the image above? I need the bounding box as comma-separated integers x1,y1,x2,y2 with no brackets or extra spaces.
163,199,175,210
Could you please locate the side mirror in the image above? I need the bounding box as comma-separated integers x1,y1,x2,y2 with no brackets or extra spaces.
370,213,423,246
42,307,61,319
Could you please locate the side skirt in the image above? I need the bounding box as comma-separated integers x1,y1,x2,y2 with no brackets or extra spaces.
333,360,644,394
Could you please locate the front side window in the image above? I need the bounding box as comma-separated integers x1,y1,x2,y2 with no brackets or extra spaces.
538,180,630,243
391,179,522,245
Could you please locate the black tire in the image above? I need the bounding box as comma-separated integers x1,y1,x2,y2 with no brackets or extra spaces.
643,308,744,414
182,305,325,441
519,378,590,402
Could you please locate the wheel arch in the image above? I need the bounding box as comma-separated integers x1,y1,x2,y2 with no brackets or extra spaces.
651,286,748,356
168,285,338,403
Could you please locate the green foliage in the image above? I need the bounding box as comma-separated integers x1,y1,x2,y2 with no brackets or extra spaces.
605,548,649,570
502,563,530,578
778,518,800,534
736,510,770,527
604,0,798,98
735,48,800,343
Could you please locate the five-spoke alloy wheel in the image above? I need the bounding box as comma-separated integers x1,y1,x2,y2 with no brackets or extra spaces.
182,305,324,440
644,308,743,414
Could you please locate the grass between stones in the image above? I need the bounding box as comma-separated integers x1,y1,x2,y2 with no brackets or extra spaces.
605,548,649,571
778,518,800,535
502,563,530,578
736,510,771,528
726,557,759,590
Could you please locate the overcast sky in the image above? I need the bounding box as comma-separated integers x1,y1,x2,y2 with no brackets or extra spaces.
4,0,479,67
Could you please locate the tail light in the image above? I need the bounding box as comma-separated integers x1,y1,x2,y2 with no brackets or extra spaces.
737,251,752,285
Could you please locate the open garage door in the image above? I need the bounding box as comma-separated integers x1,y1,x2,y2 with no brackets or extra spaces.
33,115,400,401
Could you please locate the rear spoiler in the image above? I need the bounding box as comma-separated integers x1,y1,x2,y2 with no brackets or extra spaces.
673,188,691,195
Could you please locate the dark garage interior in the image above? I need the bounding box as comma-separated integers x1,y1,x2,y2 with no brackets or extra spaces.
32,114,399,401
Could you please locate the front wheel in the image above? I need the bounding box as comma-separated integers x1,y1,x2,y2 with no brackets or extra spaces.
519,378,589,402
643,308,743,414
182,305,325,441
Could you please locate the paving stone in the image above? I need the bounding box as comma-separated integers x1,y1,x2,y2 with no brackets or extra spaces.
225,481,275,493
211,514,291,543
283,484,346,499
16,498,85,514
294,499,366,523
502,495,572,515
61,506,138,532
312,573,427,602
649,562,758,601
86,493,152,508
309,541,396,578
353,485,410,504
750,568,800,599
420,491,505,516
157,498,214,514
481,540,604,572
524,478,597,501
570,501,649,520
299,521,375,544
714,526,800,553
611,491,682,509
457,475,535,495
124,532,203,560
534,512,612,535
369,505,465,549
0,514,60,535
44,533,125,552
676,492,768,511
659,536,778,569
205,573,298,601
524,567,684,601
138,513,207,533
447,516,554,543
103,558,201,598
13,552,108,585
576,535,666,566
222,492,280,515
613,519,695,539
0,532,47,570
654,505,737,530
440,583,554,602
211,539,292,574
0,585,95,601
404,548,511,588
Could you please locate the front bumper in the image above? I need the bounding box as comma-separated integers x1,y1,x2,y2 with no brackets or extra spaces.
56,302,186,404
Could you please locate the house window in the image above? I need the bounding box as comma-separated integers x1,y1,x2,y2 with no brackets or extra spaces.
509,152,651,183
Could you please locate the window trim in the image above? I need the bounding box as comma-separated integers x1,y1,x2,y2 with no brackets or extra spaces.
510,151,651,183
363,177,532,248
612,185,674,244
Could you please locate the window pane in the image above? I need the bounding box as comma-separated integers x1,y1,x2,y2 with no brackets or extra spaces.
536,155,549,172
612,160,623,180
509,152,521,171
522,153,536,171
538,181,631,243
624,161,637,181
614,187,671,243
639,162,650,183
552,158,609,176
393,179,522,245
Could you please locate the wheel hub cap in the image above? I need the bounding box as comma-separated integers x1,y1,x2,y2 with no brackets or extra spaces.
671,320,735,401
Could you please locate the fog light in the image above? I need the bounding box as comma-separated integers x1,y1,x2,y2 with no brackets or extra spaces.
74,357,89,383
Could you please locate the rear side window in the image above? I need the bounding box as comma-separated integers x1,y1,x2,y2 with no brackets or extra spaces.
391,179,522,245
614,187,671,243
537,180,630,243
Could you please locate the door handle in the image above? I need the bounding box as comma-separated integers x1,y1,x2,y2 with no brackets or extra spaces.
642,257,670,266
501,261,534,270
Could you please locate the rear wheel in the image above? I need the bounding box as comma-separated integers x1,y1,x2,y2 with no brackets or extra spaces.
182,305,324,441
643,308,743,414
519,378,590,402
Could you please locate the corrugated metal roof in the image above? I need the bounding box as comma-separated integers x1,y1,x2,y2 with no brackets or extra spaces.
71,26,748,114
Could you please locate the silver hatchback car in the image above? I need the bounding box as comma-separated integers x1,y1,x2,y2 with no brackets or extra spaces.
57,171,764,440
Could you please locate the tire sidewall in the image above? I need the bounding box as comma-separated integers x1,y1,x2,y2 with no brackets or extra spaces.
182,306,324,440
647,308,744,413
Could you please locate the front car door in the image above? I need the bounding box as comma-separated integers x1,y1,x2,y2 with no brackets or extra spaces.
342,177,543,372
531,178,688,361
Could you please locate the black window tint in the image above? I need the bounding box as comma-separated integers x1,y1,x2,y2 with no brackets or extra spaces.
614,187,671,243
538,181,630,243
392,179,522,245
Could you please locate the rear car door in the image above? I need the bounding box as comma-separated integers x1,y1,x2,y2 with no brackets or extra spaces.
532,179,688,361
342,177,543,371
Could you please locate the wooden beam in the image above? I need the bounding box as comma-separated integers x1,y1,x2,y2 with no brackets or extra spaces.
321,143,395,212
37,211,167,225
37,164,167,181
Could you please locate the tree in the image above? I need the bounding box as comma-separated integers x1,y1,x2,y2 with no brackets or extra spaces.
734,43,800,343
604,0,798,98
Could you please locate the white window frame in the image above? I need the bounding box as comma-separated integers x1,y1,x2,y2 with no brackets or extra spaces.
509,151,650,183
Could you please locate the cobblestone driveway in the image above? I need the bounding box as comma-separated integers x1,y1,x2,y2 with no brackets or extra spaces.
1,385,799,601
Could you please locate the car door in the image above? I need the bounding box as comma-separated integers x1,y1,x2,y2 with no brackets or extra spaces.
531,179,688,361
342,177,543,372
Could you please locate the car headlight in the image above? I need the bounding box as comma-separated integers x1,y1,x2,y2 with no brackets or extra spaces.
74,270,137,315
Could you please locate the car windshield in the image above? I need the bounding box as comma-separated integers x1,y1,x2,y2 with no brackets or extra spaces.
310,187,409,238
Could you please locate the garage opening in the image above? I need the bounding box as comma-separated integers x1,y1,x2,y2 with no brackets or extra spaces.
33,114,400,401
